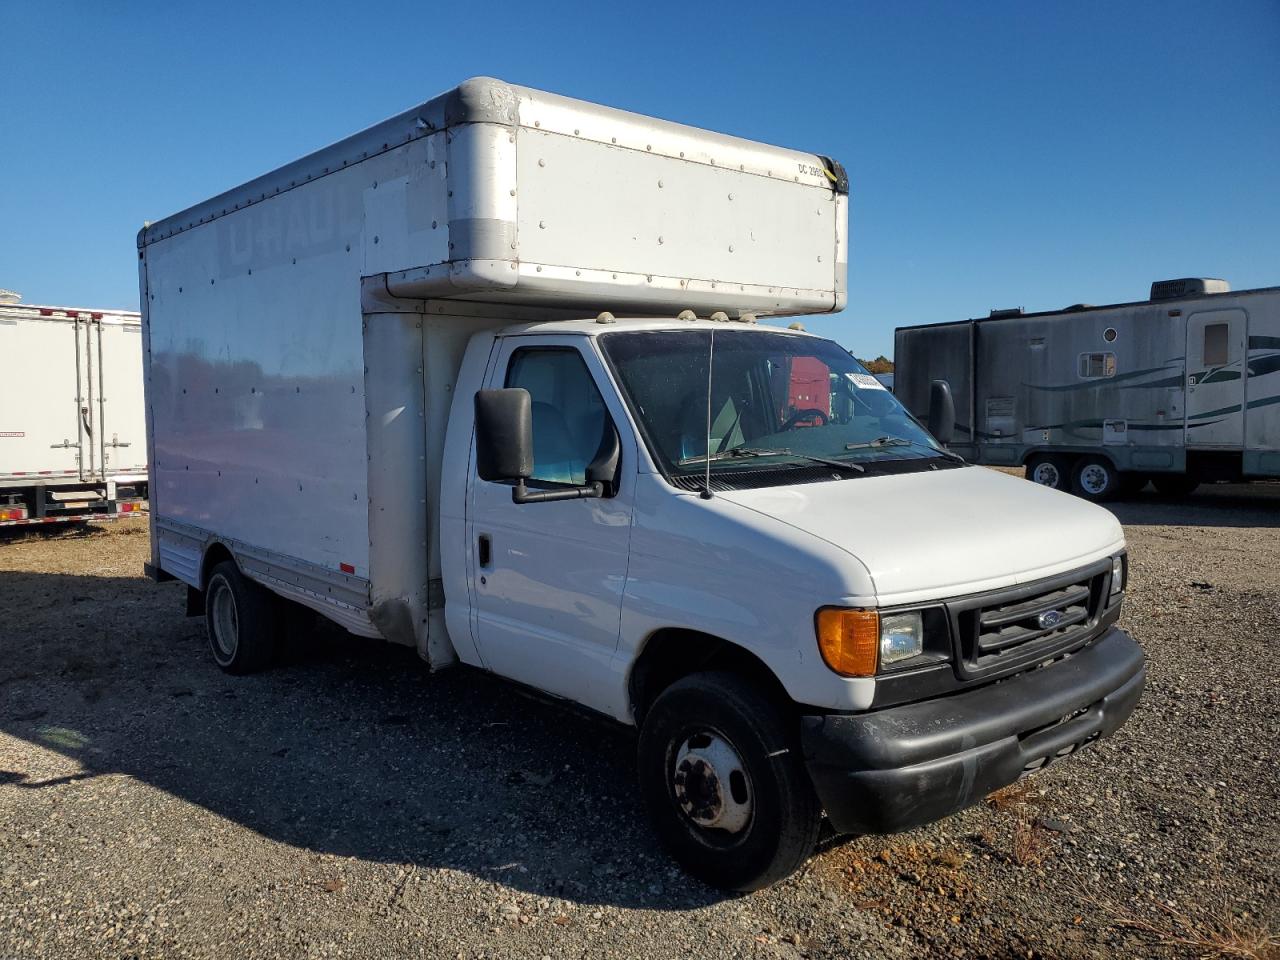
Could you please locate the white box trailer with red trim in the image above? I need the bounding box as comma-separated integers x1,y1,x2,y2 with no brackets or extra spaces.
138,78,1144,891
0,299,148,526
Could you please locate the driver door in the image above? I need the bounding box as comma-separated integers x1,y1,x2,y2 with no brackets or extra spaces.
465,336,635,712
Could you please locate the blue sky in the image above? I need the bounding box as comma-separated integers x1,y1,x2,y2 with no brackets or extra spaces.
2,0,1277,358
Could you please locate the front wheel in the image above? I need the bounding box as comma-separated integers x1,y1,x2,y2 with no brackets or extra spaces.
637,672,821,891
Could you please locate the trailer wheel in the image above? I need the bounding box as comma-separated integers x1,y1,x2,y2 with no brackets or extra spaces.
1152,474,1201,498
1072,456,1119,502
1026,454,1070,491
205,561,277,674
637,671,821,891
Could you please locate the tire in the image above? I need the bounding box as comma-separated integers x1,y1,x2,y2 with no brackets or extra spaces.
1116,472,1150,498
1025,454,1071,491
1071,456,1119,502
1152,474,1200,498
637,671,821,891
204,560,277,674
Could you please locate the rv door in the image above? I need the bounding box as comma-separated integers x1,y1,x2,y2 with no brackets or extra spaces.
1185,309,1246,448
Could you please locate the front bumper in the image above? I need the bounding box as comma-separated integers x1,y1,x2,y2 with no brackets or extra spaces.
800,626,1145,835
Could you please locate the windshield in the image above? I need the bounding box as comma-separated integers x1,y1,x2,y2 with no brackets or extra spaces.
599,328,957,488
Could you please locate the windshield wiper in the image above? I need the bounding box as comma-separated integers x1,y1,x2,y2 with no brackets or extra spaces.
679,447,865,474
845,436,966,464
678,447,777,465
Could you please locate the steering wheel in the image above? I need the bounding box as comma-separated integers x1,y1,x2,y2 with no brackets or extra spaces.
781,408,828,431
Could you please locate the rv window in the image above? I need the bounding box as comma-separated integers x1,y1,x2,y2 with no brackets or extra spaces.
1078,352,1116,379
1203,323,1229,367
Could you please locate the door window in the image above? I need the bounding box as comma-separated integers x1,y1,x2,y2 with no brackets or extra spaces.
504,348,611,486
1202,323,1229,367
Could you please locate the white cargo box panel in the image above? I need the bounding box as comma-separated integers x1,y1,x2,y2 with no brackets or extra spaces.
0,304,146,484
138,78,848,657
139,77,848,317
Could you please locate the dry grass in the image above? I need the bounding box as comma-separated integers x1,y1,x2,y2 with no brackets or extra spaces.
1009,811,1048,867
986,779,1052,813
1105,898,1279,960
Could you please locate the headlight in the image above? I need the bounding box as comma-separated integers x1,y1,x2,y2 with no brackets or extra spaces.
815,608,933,677
1111,554,1126,596
880,612,924,665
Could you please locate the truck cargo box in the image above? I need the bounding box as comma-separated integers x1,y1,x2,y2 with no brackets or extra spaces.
0,301,147,526
139,77,850,661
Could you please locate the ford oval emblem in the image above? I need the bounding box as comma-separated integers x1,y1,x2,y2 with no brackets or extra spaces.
1037,609,1064,629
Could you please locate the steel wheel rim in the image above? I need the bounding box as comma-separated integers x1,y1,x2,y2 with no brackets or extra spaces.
209,578,239,661
671,730,753,836
1031,462,1060,487
1080,464,1110,495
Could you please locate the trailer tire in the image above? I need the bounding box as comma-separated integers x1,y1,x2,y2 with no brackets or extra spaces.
1071,456,1119,502
1025,454,1071,491
637,671,821,891
205,561,277,674
1152,474,1200,498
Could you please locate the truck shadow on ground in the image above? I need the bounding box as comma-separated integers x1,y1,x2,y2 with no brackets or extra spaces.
1104,482,1280,528
0,571,727,910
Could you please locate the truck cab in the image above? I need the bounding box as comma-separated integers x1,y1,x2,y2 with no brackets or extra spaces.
440,316,1143,890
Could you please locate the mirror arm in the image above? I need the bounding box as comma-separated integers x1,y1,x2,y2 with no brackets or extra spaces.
512,480,604,504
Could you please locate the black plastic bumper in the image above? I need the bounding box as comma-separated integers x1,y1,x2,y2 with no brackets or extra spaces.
800,627,1145,835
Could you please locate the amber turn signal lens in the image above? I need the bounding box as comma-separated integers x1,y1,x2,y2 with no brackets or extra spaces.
815,608,879,677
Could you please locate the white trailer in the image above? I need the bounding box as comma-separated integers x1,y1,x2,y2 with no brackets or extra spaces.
140,78,1143,890
0,299,148,526
893,279,1280,500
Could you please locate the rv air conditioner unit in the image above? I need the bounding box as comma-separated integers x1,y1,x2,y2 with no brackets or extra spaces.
1149,278,1230,301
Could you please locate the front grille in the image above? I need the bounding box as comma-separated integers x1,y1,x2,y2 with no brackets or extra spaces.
948,559,1111,680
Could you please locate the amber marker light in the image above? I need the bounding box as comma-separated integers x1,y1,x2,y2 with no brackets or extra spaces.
815,608,880,677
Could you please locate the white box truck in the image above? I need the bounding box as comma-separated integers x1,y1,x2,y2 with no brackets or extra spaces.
894,279,1280,500
138,78,1144,890
0,295,148,526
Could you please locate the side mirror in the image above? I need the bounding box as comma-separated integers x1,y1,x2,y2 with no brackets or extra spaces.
586,424,621,496
475,388,533,482
928,380,956,447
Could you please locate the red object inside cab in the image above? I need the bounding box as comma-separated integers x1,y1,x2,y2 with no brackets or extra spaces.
786,357,830,426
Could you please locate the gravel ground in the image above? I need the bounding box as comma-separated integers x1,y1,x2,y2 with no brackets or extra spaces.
1,481,1277,959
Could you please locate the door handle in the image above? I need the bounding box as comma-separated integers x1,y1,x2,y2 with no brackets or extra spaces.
477,534,491,568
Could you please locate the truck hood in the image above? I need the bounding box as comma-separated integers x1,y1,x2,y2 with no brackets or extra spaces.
718,465,1124,606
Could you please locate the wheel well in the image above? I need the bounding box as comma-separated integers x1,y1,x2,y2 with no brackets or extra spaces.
628,628,790,725
199,542,236,590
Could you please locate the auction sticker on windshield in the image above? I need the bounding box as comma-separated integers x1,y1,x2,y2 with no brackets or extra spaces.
846,373,887,390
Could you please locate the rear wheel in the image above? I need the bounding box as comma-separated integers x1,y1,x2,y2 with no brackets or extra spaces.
1152,474,1200,498
1072,456,1120,502
1026,454,1071,491
637,671,821,891
205,560,277,674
